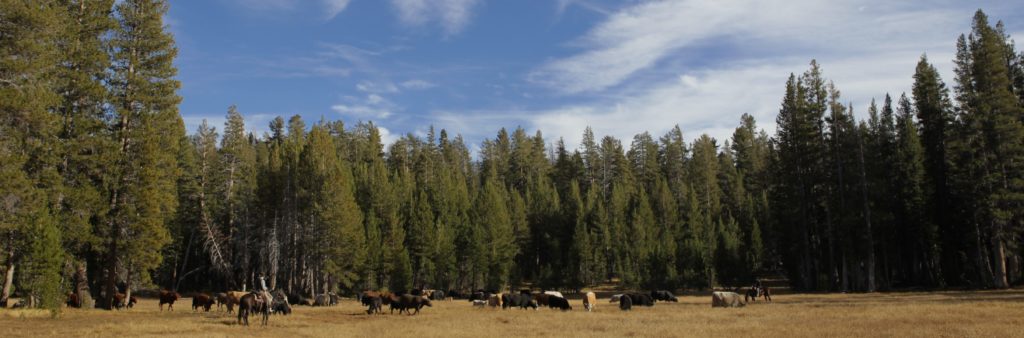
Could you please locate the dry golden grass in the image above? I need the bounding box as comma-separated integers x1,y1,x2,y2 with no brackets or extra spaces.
2,289,1023,337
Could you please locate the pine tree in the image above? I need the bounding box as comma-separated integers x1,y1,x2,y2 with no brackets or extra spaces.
102,0,183,308
894,94,941,286
913,55,955,286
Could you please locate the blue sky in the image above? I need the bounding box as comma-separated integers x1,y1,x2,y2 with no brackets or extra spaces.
170,0,1024,151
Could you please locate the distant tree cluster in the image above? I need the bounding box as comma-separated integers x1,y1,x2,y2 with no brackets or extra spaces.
1,0,1022,313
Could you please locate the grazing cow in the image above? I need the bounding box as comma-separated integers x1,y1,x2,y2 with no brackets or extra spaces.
627,293,655,307
543,291,564,298
314,294,331,307
192,293,215,312
66,293,81,308
429,290,446,301
271,290,292,315
651,290,679,302
366,296,383,314
620,294,632,311
609,294,623,303
159,290,181,311
215,293,228,311
487,293,503,308
472,299,487,307
583,292,597,312
225,291,248,313
548,296,572,311
398,295,432,315
711,291,745,308
532,293,551,307
237,293,269,326
503,294,538,310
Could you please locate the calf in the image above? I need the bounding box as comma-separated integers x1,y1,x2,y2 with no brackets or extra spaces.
192,293,215,312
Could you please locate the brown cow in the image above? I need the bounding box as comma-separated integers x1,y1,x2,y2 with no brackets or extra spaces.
192,293,215,312
583,292,597,312
225,291,248,313
66,292,80,308
159,290,181,311
215,292,228,311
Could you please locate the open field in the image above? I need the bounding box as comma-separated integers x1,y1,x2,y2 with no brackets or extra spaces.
2,290,1023,337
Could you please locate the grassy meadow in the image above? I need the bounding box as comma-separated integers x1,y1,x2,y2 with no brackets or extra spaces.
2,289,1023,337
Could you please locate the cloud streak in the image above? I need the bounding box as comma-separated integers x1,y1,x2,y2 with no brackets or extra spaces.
390,0,483,36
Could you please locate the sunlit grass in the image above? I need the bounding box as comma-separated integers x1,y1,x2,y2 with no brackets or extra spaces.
2,290,1023,337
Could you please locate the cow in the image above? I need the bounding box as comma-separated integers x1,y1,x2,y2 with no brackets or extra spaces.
532,293,551,307
447,290,464,300
468,291,488,302
548,296,572,311
627,293,655,307
745,287,759,303
388,294,405,314
543,290,564,298
271,290,292,315
66,292,80,308
159,290,181,311
192,293,215,312
472,299,487,307
237,293,269,326
609,294,623,303
329,292,339,306
225,291,248,313
112,293,136,310
215,292,229,311
314,294,331,307
503,293,538,310
583,292,597,312
366,296,383,314
487,293,503,308
395,294,432,315
619,294,632,311
651,290,679,302
429,290,446,301
711,291,745,308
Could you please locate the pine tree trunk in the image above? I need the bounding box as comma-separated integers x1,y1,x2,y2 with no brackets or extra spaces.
104,239,118,310
75,261,94,309
856,130,877,291
1,250,14,308
991,236,1008,288
124,265,132,309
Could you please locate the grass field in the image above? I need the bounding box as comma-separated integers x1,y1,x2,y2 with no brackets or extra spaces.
2,289,1023,337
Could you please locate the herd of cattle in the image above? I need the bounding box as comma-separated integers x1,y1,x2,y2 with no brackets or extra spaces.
62,285,773,326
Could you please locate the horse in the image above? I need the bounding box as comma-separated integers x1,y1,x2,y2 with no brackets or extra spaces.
237,292,270,326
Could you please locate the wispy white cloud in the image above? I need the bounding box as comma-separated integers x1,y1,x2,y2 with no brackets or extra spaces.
400,79,437,90
390,0,483,36
323,0,352,19
356,81,399,94
528,0,972,95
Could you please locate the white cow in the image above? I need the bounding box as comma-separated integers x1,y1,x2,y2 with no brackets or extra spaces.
711,291,746,308
543,291,564,298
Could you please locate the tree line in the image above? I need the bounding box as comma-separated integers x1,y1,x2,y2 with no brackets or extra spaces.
1,1,1022,312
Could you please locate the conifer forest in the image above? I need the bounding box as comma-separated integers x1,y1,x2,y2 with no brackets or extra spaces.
2,0,1024,311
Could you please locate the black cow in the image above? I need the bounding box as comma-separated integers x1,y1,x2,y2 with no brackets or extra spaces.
397,294,432,315
447,290,464,300
627,293,654,307
651,290,679,302
620,294,633,311
502,293,538,310
366,296,383,314
548,296,572,311
429,290,446,301
271,291,292,315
